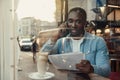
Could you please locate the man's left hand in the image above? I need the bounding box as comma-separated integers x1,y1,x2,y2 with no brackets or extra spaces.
76,60,94,74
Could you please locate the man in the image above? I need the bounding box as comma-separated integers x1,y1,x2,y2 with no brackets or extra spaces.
32,40,37,63
42,7,111,77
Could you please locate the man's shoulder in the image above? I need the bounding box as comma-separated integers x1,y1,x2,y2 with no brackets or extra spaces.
85,32,104,41
57,37,66,42
56,37,71,44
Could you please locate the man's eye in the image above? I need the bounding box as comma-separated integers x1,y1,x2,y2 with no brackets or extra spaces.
68,19,73,23
76,20,82,24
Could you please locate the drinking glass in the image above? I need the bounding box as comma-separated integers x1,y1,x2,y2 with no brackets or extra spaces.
37,52,49,77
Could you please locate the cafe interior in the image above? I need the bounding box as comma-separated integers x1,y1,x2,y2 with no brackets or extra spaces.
56,0,120,72
1,0,120,80
37,0,120,79
61,0,120,72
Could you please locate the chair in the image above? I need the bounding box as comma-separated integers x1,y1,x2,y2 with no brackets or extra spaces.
110,56,120,72
109,72,120,80
105,37,120,72
109,38,120,72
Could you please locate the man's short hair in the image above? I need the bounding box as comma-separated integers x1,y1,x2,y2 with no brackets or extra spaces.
68,7,87,21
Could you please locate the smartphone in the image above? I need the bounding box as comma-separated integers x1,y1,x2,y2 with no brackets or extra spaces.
59,21,70,37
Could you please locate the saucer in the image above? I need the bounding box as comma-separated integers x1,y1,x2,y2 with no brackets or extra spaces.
28,72,55,80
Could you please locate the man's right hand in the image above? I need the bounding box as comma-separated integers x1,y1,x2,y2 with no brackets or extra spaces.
38,22,68,48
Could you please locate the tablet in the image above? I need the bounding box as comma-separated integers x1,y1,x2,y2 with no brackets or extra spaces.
48,52,85,71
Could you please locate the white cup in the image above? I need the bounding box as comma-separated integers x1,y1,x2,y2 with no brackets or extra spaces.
37,52,49,76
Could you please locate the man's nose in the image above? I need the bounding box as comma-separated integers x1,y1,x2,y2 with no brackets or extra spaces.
71,22,76,28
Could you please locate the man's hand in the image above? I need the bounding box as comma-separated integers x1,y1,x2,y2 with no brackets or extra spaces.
38,23,68,49
51,23,68,43
76,60,94,74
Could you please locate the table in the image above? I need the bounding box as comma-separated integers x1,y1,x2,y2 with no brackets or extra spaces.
47,64,110,80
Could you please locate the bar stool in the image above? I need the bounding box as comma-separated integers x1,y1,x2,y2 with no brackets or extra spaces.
110,51,120,72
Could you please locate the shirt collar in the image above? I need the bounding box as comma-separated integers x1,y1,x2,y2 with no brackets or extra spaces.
66,31,88,43
67,31,87,39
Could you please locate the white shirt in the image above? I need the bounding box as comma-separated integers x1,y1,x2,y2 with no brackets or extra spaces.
71,37,84,52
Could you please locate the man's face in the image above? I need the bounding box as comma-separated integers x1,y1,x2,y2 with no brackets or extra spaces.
67,11,86,37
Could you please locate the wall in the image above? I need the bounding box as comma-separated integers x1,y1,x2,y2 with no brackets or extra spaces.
115,10,120,20
55,0,96,22
0,0,19,80
107,9,120,21
68,0,96,21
